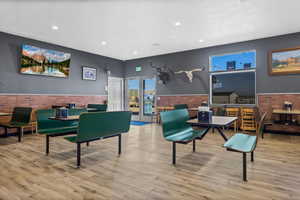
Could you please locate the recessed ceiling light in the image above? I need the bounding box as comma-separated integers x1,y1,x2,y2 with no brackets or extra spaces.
51,25,59,30
101,41,107,46
174,21,181,27
199,39,204,43
133,50,138,55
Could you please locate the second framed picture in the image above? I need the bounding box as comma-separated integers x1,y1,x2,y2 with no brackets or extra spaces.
269,47,300,75
82,66,97,81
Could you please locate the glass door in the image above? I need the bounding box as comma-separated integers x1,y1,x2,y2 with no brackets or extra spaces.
125,77,156,122
127,78,140,121
141,78,156,121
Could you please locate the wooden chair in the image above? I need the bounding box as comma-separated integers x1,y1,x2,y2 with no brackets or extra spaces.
240,107,256,131
255,110,273,139
225,107,240,133
223,112,266,181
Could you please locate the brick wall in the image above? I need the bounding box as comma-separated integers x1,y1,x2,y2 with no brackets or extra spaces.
0,94,107,112
258,93,300,133
258,94,300,119
157,95,209,107
2,93,300,135
156,94,300,133
0,94,107,135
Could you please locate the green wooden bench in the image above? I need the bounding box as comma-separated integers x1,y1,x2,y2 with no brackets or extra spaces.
36,108,87,155
223,112,266,181
160,109,209,164
0,107,32,142
64,111,131,167
87,104,107,112
174,104,188,110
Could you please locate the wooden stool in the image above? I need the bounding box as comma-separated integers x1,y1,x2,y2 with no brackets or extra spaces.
240,108,256,131
225,107,240,133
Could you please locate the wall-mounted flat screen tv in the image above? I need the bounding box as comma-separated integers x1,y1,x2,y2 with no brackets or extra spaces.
20,44,71,78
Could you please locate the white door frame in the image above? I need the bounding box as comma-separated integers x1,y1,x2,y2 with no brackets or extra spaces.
107,76,124,111
125,76,156,121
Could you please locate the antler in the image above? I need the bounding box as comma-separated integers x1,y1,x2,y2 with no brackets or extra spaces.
190,67,205,72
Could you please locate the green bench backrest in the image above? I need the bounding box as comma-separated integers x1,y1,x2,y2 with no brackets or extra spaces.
87,104,107,112
11,107,32,124
68,108,87,116
77,111,132,143
174,104,188,110
160,109,191,138
36,108,87,130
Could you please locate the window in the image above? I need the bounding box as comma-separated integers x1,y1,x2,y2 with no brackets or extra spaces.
210,71,256,105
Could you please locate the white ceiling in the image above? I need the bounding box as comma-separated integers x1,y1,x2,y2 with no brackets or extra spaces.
1,0,300,60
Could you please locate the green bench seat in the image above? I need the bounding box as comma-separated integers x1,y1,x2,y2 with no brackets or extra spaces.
224,133,257,153
165,128,204,143
160,109,209,164
64,133,119,143
223,112,266,181
36,108,87,155
38,126,78,135
64,111,131,167
0,122,29,128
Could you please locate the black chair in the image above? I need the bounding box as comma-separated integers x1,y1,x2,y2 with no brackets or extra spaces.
0,107,32,142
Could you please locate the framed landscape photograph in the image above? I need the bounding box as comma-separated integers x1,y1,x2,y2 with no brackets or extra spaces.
82,66,97,81
269,47,300,75
20,44,71,78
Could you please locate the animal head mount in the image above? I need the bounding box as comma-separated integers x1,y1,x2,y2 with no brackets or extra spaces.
174,67,205,83
150,62,171,84
104,66,111,76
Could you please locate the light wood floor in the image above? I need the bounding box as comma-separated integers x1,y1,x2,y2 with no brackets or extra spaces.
0,124,300,200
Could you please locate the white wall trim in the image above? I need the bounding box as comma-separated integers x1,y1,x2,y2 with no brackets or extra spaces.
257,93,300,95
0,93,107,96
158,94,208,97
2,92,300,97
